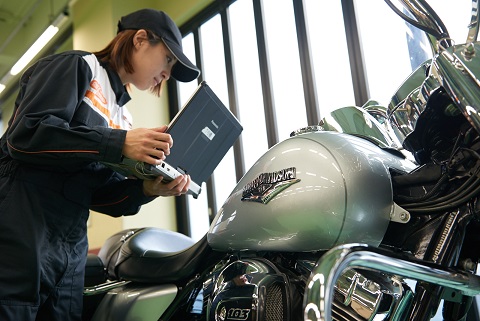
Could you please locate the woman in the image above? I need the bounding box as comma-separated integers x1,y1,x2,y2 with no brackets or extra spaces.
0,9,199,320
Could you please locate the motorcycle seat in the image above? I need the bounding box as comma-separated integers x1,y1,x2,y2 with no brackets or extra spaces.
97,227,221,283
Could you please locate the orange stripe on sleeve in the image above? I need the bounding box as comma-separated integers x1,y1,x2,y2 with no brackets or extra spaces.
7,141,100,155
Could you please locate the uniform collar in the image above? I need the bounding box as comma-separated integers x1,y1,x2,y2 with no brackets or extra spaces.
101,61,131,107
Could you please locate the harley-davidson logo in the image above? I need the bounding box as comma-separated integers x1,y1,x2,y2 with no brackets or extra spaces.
241,167,300,204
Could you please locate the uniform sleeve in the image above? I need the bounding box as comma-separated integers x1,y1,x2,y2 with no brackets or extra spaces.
5,53,125,166
90,173,157,216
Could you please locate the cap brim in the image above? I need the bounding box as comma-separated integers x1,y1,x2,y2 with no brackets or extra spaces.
163,38,200,82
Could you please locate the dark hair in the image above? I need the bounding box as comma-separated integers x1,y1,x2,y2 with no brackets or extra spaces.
94,29,165,96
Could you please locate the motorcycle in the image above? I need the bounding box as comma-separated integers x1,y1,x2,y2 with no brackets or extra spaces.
83,0,480,320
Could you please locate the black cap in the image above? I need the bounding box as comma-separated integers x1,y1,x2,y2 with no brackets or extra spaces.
117,9,200,82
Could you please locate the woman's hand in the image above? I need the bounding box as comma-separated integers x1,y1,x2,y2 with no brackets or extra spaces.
122,125,172,165
143,174,191,197
122,125,191,197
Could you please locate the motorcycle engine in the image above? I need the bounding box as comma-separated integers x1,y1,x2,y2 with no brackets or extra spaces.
203,259,289,321
203,257,412,321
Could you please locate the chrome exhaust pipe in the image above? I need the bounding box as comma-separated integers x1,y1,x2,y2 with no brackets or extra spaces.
303,243,480,321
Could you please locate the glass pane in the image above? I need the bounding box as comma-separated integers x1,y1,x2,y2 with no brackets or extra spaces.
177,33,210,241
356,0,471,106
229,0,269,170
262,0,308,141
427,0,471,44
199,14,240,213
186,189,209,241
178,33,199,103
355,1,430,105
305,0,355,116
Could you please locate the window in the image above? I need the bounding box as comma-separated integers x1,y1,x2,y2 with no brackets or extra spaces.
423,0,472,43
177,33,210,241
355,0,472,105
174,0,473,241
178,34,199,101
198,14,239,213
355,0,423,105
229,0,269,170
262,0,308,141
178,13,241,240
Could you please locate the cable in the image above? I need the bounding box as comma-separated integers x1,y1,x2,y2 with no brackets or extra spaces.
383,0,450,41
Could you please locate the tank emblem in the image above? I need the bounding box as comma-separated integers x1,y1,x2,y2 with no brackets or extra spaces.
242,167,300,204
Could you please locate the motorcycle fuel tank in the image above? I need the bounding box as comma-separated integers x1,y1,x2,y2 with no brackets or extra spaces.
208,131,415,252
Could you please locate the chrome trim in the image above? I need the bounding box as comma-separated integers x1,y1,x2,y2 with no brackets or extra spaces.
386,61,430,146
387,0,451,54
434,42,480,134
320,106,395,148
390,203,411,223
388,41,480,145
467,0,480,43
290,125,324,137
303,244,480,321
387,61,430,113
335,269,383,320
83,280,131,296
388,87,424,143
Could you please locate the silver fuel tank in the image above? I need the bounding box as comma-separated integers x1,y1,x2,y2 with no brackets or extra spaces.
207,131,416,252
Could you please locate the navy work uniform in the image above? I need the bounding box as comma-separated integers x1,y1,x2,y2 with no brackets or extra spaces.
0,51,156,320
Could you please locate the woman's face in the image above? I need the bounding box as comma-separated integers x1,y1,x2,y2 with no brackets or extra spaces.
126,30,177,91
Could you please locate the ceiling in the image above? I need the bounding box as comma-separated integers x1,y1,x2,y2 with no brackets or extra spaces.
0,0,211,106
0,0,72,92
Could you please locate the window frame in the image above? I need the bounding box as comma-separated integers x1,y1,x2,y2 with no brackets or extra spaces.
171,0,372,236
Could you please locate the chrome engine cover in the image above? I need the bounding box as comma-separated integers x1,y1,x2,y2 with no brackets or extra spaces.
208,131,415,252
203,258,410,321
330,268,411,321
204,259,289,321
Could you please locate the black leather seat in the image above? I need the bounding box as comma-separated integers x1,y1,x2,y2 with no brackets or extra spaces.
97,227,223,283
